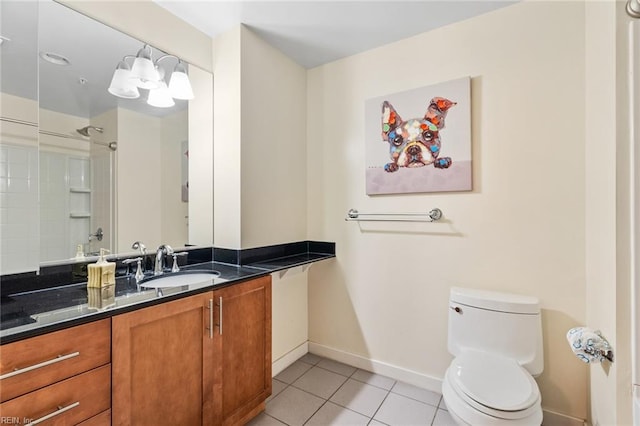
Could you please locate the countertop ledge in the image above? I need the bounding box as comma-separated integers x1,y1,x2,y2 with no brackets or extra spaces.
1,249,335,344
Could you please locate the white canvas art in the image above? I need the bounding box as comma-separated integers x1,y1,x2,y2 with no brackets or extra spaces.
365,77,472,195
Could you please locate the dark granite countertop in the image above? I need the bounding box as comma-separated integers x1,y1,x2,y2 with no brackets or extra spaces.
1,242,335,344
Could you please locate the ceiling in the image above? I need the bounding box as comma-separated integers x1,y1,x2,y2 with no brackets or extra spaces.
0,1,516,121
154,1,517,69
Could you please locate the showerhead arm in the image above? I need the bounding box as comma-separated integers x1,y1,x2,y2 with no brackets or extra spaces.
76,125,104,137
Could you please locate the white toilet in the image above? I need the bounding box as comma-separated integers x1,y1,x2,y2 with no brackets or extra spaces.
442,287,544,426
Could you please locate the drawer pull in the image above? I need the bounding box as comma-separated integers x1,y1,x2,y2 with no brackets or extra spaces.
0,351,80,380
218,296,223,335
29,401,80,425
206,299,214,339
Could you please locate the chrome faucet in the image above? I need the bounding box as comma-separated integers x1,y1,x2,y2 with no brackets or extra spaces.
131,241,147,256
154,244,174,275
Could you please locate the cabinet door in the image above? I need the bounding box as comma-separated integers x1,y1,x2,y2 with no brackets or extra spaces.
112,292,215,426
213,276,272,425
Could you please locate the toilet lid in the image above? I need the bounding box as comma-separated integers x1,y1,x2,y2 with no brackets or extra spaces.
450,351,540,412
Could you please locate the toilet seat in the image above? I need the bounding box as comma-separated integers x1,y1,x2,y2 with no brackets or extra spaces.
446,351,541,420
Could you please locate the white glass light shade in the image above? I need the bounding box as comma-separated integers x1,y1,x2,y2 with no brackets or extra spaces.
168,62,194,100
147,81,175,108
108,61,140,99
130,45,159,89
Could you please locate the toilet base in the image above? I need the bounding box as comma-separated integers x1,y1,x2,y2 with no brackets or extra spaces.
442,376,542,426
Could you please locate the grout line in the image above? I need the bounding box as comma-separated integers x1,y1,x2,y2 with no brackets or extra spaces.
388,384,441,408
283,354,445,426
369,388,391,424
301,398,329,426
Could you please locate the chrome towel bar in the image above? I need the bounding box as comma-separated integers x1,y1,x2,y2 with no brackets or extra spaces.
345,208,443,222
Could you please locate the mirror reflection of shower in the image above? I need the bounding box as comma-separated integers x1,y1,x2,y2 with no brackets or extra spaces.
76,125,103,137
76,125,117,151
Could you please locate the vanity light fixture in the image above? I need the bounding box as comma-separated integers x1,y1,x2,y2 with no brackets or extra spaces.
108,44,194,105
108,58,140,99
167,60,194,100
130,44,160,89
147,67,175,108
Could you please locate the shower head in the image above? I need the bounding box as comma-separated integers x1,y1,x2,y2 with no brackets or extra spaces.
76,125,104,137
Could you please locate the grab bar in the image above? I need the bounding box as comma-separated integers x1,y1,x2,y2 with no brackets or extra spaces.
345,208,443,222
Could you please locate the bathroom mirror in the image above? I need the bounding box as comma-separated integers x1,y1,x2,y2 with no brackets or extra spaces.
0,0,213,274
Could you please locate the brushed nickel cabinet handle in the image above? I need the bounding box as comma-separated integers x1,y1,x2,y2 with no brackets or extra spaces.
218,296,223,335
0,352,80,380
29,401,80,424
207,299,214,339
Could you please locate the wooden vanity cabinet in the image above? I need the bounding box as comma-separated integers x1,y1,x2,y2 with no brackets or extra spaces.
0,318,111,424
213,275,272,425
111,276,272,426
112,292,215,426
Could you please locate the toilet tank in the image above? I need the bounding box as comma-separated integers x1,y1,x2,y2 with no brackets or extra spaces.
447,287,544,376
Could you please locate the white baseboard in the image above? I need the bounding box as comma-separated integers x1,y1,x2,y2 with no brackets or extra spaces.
272,341,309,376
542,409,586,426
308,341,443,394
307,341,585,426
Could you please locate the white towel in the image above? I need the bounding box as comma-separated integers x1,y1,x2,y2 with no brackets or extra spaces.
566,327,614,363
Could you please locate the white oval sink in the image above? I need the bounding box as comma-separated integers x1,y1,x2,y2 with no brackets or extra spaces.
139,271,223,288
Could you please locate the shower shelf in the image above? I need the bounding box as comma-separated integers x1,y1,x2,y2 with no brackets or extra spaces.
70,187,91,193
69,212,91,218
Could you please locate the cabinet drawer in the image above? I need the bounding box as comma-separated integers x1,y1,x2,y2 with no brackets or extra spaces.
77,409,111,426
0,364,111,425
0,319,111,402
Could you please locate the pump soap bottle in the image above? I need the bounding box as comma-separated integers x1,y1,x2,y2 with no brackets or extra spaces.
87,248,116,310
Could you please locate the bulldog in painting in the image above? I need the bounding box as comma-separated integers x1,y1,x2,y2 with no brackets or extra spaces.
381,97,456,172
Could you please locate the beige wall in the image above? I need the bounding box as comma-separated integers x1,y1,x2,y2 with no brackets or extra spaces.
161,110,188,246
307,1,588,422
188,66,214,247
239,27,307,248
585,1,635,425
213,26,242,249
116,108,162,252
213,26,307,249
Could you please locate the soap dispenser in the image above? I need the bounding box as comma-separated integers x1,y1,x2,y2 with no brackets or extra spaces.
87,248,116,310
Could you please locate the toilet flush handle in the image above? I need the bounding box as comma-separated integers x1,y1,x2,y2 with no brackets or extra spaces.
450,305,462,314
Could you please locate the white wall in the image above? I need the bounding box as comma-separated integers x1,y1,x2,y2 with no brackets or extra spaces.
0,94,39,274
307,1,588,422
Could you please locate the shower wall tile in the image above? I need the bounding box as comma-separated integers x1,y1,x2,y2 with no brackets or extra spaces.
0,144,39,274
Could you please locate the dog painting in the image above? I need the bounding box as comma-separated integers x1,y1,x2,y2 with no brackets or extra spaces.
365,77,472,195
381,97,456,172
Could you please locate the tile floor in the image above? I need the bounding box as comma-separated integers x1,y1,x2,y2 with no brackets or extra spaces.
247,353,455,426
